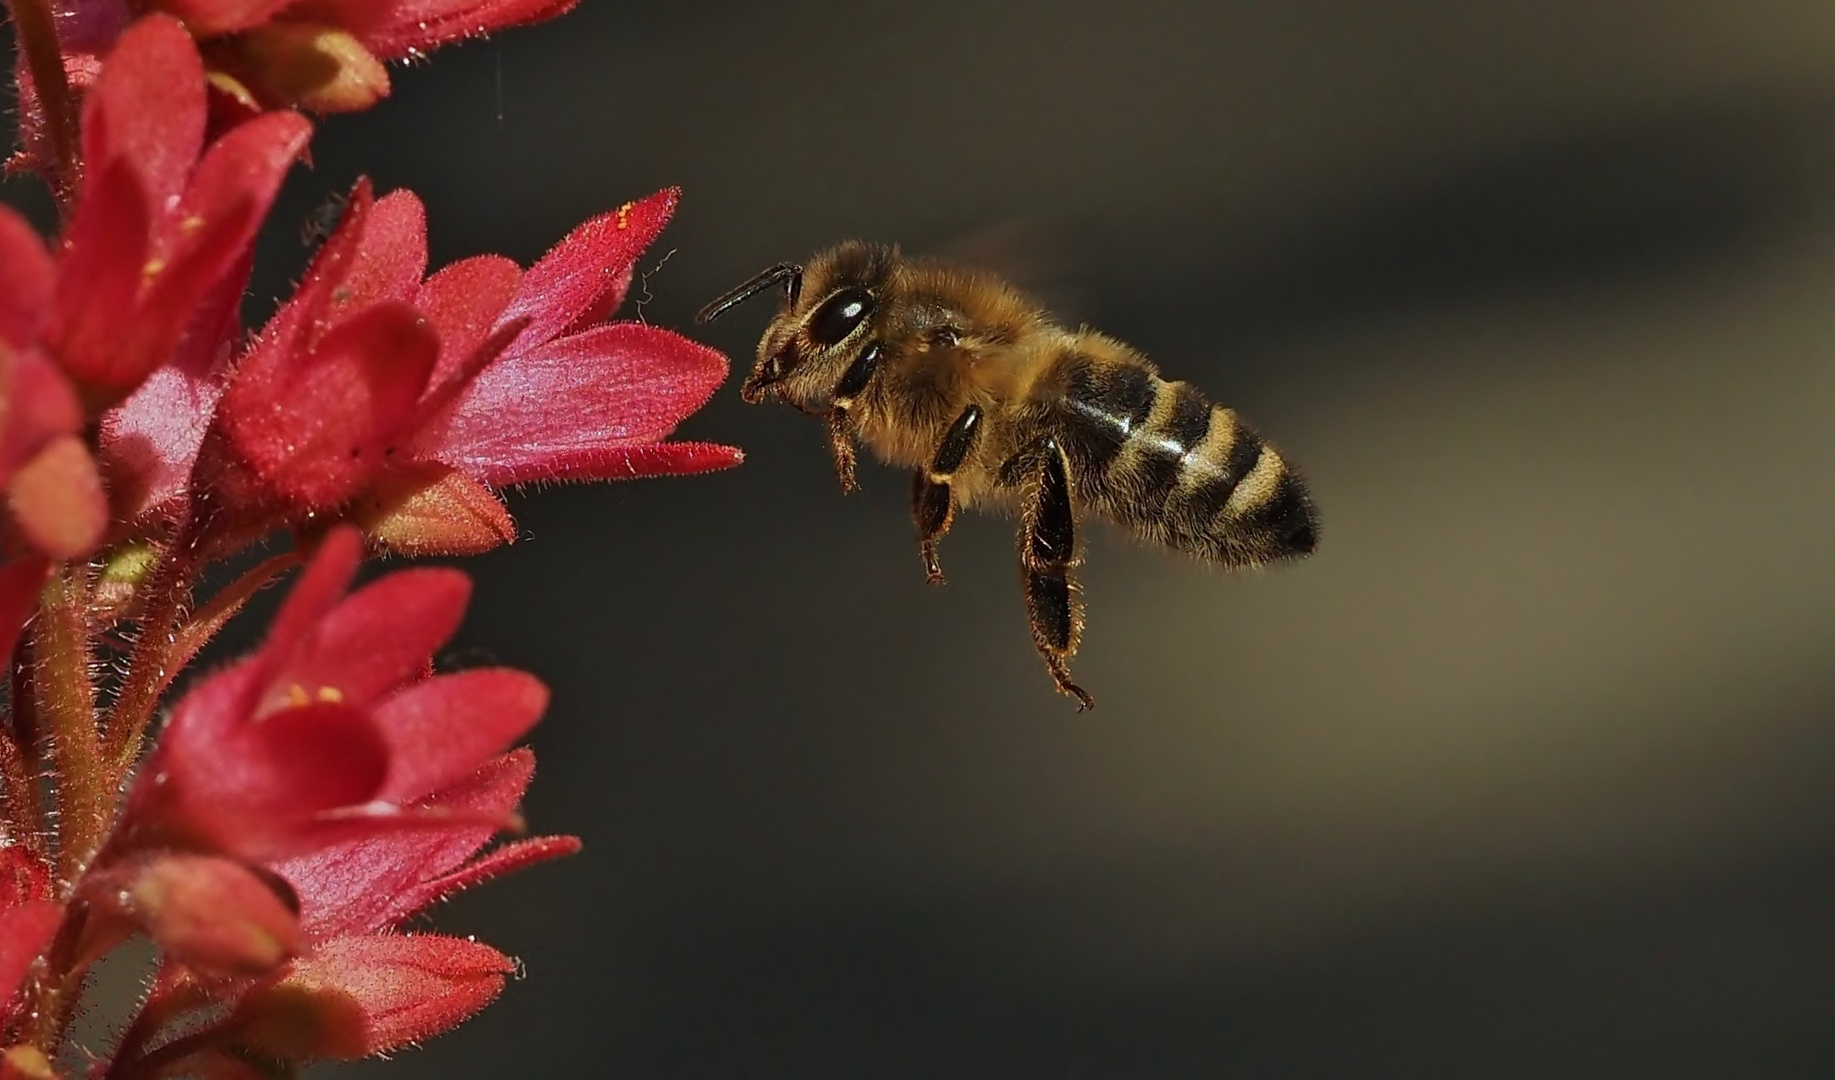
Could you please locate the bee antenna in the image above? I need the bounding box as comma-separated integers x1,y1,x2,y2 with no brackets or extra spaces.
696,262,803,324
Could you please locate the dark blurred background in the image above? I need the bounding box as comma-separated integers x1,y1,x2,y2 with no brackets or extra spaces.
14,0,1835,1075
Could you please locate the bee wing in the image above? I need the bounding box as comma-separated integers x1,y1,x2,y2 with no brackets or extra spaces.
928,214,1096,327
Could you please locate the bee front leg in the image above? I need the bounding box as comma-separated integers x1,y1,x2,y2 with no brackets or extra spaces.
1018,436,1093,710
825,411,860,494
910,403,984,585
824,341,885,495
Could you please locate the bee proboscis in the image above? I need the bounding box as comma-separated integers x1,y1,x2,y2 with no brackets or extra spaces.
699,243,1319,709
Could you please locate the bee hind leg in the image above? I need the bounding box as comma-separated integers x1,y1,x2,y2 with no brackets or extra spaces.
909,403,985,586
1018,436,1093,710
911,472,953,585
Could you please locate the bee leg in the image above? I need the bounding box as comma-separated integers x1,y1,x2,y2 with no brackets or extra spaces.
911,403,984,585
1019,436,1093,710
911,472,953,585
823,341,885,495
825,410,860,494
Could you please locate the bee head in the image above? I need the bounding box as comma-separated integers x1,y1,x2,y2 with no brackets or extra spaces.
698,243,896,406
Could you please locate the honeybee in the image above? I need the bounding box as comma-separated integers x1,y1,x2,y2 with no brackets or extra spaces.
698,243,1318,709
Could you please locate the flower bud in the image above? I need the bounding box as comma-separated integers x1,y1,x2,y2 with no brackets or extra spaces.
92,542,159,624
88,854,300,977
208,22,389,113
0,1045,55,1080
351,464,516,558
8,436,106,561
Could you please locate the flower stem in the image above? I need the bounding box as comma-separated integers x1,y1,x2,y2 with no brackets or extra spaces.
0,725,45,857
2,639,48,856
4,0,82,213
33,565,108,883
104,547,200,784
164,550,299,689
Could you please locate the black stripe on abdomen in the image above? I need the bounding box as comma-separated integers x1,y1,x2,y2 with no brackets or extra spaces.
1126,383,1213,503
1053,353,1155,475
1183,419,1266,525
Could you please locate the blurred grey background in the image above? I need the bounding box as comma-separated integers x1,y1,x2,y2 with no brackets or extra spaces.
16,0,1835,1075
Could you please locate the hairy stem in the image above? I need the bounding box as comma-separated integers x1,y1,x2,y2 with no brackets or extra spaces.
33,566,107,883
0,725,45,858
5,0,82,213
3,639,47,856
165,551,299,690
105,547,199,783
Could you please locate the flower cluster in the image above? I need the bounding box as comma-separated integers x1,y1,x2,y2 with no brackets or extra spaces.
0,2,736,1074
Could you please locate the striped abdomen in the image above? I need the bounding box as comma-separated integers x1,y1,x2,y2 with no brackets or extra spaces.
1045,349,1318,567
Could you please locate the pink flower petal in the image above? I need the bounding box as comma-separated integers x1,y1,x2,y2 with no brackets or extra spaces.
391,833,578,922
518,440,746,485
245,179,376,375
220,299,440,511
164,109,311,260
128,690,394,861
414,254,521,391
81,16,204,218
152,659,267,774
265,567,471,712
333,189,427,316
231,700,388,814
259,527,363,671
412,323,728,485
99,258,245,525
95,113,311,400
275,749,536,937
498,188,677,349
372,668,546,803
43,160,151,399
202,700,391,823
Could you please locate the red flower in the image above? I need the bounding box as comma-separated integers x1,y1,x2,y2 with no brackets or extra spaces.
221,750,577,1061
105,527,576,1063
43,15,309,414
196,181,740,555
3,16,307,543
116,528,547,862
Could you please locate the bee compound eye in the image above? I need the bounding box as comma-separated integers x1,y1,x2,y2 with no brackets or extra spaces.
806,287,876,346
